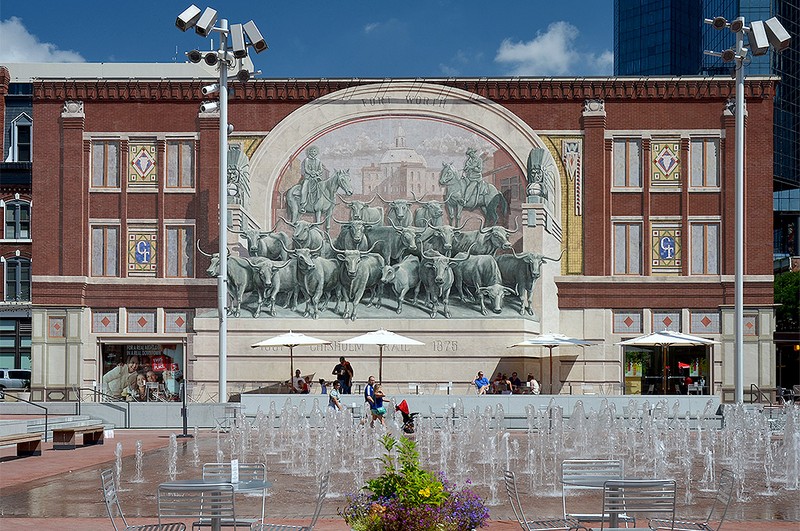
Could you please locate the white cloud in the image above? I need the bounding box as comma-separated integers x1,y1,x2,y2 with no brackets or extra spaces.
495,21,612,76
0,17,85,63
364,22,380,34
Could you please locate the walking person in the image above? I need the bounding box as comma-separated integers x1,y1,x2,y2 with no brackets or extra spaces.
328,380,343,411
369,384,387,427
333,356,354,394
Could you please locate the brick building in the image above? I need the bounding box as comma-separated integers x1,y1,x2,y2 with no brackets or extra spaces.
0,63,778,402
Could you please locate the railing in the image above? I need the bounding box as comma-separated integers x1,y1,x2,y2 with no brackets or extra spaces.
749,383,772,404
0,389,48,441
73,386,130,429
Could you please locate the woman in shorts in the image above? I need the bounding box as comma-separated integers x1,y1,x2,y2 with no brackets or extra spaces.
370,384,387,427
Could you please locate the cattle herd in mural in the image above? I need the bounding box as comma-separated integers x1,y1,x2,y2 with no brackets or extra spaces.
198,148,562,321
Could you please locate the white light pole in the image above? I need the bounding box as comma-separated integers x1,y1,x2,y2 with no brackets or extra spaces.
176,4,267,403
705,15,791,404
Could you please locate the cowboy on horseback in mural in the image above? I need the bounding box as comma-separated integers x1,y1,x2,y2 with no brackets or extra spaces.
462,147,488,208
299,145,326,213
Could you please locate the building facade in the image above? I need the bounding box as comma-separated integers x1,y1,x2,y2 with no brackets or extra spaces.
0,63,779,402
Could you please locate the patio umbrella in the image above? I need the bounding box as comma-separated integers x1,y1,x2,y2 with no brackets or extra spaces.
618,331,718,394
509,333,597,394
341,329,424,382
251,331,330,384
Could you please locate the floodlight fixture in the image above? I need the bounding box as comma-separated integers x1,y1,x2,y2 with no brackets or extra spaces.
199,101,219,113
764,17,791,52
721,48,737,62
236,69,250,82
747,20,770,56
729,17,744,33
194,7,218,37
204,52,219,67
202,83,220,95
186,49,203,63
243,20,268,53
176,4,202,31
230,23,247,59
710,16,727,30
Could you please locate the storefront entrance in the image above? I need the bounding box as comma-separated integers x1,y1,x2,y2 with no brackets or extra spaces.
624,345,711,395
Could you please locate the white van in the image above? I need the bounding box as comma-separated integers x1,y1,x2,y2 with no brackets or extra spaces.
0,369,31,389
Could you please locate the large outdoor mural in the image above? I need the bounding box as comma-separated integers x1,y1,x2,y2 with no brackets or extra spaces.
200,115,565,321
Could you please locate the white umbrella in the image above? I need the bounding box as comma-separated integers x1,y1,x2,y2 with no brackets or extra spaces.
341,329,424,382
509,333,597,394
251,331,330,384
618,331,718,394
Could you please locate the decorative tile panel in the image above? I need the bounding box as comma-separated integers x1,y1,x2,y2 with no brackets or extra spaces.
690,311,720,334
650,140,681,185
743,314,758,336
614,311,642,334
127,310,156,334
128,142,158,185
562,139,583,216
93,310,118,333
48,316,65,338
165,310,190,333
651,225,681,273
653,311,681,332
127,227,157,276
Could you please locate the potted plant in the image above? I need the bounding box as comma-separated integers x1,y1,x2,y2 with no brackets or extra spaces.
339,434,490,531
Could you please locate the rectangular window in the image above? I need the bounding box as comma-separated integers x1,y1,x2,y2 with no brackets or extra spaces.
166,140,195,188
4,202,31,239
690,223,719,274
614,222,642,275
91,226,119,277
16,124,31,162
166,225,194,278
690,138,720,187
4,258,31,301
613,138,642,188
91,141,120,188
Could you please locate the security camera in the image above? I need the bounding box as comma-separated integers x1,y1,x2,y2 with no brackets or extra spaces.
747,20,770,56
176,4,201,32
227,124,234,135
230,23,247,59
243,20,268,54
202,83,220,95
194,7,218,37
186,49,203,63
200,101,219,113
764,17,791,52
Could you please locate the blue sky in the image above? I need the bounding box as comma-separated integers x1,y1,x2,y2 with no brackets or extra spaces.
0,1,614,77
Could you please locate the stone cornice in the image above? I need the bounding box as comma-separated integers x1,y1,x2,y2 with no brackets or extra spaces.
32,77,777,103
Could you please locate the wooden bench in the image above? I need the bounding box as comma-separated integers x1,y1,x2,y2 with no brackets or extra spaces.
52,424,105,450
0,432,43,457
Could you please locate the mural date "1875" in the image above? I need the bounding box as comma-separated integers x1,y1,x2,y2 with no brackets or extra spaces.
432,340,459,352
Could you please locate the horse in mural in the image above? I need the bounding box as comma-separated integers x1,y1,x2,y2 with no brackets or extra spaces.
286,168,354,231
438,162,507,227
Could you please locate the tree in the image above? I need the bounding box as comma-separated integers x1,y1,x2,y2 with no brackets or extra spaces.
774,270,799,332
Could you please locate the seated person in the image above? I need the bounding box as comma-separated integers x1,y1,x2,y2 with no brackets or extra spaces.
527,373,541,395
509,371,522,393
473,371,490,395
292,369,309,394
493,372,512,394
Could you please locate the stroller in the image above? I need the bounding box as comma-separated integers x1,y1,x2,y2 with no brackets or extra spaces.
395,399,419,434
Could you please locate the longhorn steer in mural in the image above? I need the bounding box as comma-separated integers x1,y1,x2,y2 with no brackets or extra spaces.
439,162,507,227
333,218,378,251
413,200,445,227
197,241,266,318
380,194,418,228
330,239,385,321
234,226,290,261
453,218,518,256
452,254,515,315
380,255,421,314
496,250,563,318
246,257,299,316
280,217,331,258
286,168,354,230
419,245,472,319
284,243,340,319
340,195,384,224
419,221,467,256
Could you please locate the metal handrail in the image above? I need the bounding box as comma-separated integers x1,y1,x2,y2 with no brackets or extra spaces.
749,383,770,404
0,389,48,442
73,386,130,429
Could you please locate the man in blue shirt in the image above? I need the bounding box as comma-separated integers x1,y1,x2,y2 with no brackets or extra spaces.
364,375,376,408
473,371,490,395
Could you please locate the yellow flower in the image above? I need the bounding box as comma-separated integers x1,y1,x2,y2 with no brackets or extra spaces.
369,502,386,516
419,486,431,497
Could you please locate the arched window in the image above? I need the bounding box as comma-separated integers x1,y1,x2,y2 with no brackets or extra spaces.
9,114,32,162
4,201,31,240
3,257,31,302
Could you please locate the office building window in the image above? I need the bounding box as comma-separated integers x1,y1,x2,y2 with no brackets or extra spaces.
166,140,195,188
10,114,32,162
690,138,720,187
690,223,719,274
91,141,120,188
4,201,31,240
613,138,642,188
91,225,119,277
166,225,194,278
4,257,31,302
614,222,642,275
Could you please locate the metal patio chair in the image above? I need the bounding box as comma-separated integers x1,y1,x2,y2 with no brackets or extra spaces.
561,459,632,524
250,470,330,531
158,482,240,530
649,469,735,531
202,463,268,526
600,479,676,530
504,470,588,531
101,469,186,531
